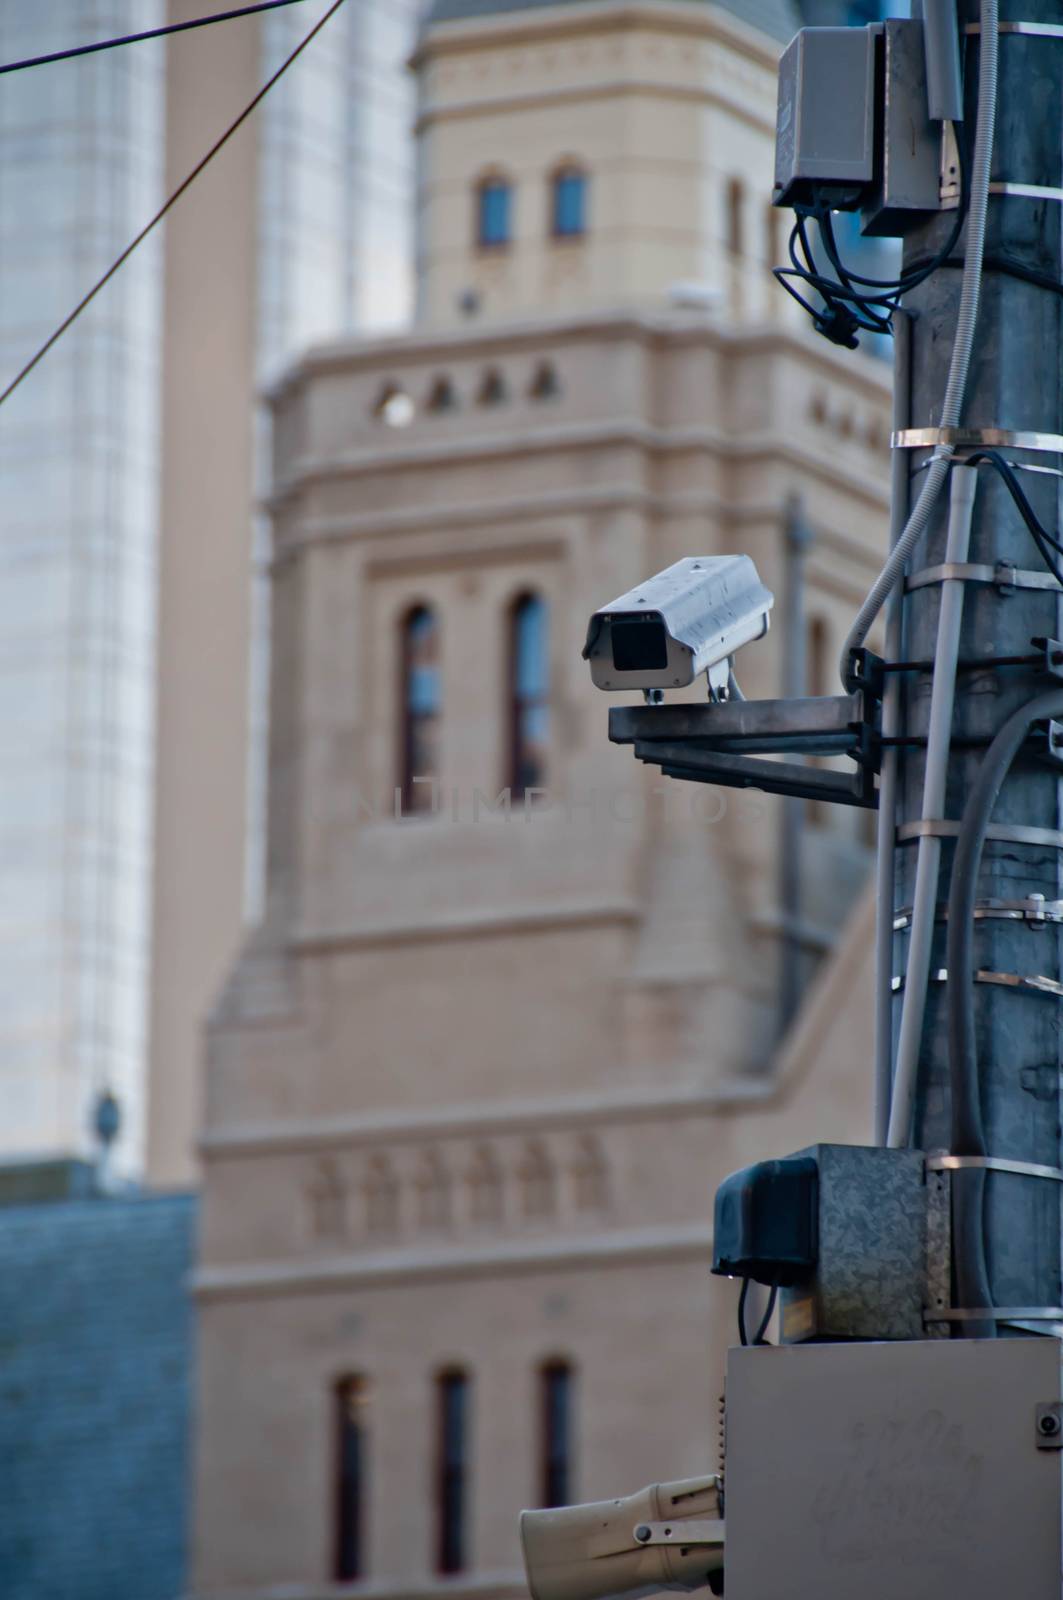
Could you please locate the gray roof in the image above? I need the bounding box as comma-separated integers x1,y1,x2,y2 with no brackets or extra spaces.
0,1192,197,1600
426,0,801,45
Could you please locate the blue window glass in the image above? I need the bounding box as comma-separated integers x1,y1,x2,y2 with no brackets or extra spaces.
437,1371,469,1574
400,606,440,814
552,169,586,237
477,179,511,247
541,1361,574,1508
510,594,549,798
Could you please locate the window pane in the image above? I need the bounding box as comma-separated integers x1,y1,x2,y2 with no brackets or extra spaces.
478,181,510,246
510,595,549,797
401,607,440,814
335,1377,368,1581
541,1363,573,1508
553,172,585,237
437,1372,468,1573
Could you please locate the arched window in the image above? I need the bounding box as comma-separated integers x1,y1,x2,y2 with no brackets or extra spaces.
508,594,549,798
399,605,441,815
436,1369,470,1574
529,361,560,401
477,367,507,407
551,164,587,238
334,1376,369,1582
540,1360,574,1508
726,176,745,257
476,174,511,248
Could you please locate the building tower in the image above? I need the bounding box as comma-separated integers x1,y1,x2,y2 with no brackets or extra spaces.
192,1,891,1593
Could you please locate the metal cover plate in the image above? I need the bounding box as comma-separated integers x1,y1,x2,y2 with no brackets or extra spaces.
725,1339,1061,1599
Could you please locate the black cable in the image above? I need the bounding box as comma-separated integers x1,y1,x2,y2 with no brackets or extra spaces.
775,129,972,347
965,451,1063,585
0,1,307,77
940,252,1063,300
0,0,346,413
945,688,1063,1338
752,1285,778,1346
737,1277,750,1345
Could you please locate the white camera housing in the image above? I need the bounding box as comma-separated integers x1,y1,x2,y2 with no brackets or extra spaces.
582,556,773,695
520,1474,724,1600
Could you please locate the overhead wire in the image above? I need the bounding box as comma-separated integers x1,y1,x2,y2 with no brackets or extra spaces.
0,0,346,413
0,1,307,77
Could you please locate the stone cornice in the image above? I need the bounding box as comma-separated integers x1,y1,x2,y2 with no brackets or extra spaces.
199,1080,771,1163
192,1221,715,1301
415,75,776,140
411,0,783,74
265,311,891,410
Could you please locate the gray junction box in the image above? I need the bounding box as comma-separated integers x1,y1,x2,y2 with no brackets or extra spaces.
774,27,877,209
725,1338,1063,1600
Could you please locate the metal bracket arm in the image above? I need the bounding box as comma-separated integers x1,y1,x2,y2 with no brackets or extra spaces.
633,1520,726,1549
609,693,879,809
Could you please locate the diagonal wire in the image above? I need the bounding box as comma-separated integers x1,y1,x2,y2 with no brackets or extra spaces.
0,0,346,414
0,1,307,77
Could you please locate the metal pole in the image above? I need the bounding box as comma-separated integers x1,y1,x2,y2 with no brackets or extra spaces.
896,0,1063,1322
873,309,912,1144
779,497,813,1036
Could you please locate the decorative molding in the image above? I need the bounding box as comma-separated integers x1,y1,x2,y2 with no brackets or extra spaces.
200,1081,772,1162
192,1221,714,1303
291,896,640,956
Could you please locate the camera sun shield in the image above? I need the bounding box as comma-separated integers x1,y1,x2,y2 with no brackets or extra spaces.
582,555,773,693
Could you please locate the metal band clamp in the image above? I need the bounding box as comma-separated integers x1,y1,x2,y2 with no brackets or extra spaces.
966,20,1063,37
927,1154,1063,1183
892,427,1063,453
925,1306,1063,1323
905,561,1061,594
897,819,1063,849
892,968,1063,998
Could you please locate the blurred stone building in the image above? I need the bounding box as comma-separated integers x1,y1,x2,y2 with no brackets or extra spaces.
192,0,891,1594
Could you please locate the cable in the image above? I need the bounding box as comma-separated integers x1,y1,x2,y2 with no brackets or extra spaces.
752,1285,778,1345
966,451,1063,586
0,0,346,414
773,130,971,349
838,0,999,686
945,687,1063,1337
887,466,977,1149
0,1,307,77
737,1277,751,1346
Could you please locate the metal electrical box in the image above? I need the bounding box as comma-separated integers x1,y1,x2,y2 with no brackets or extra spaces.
861,18,945,236
773,26,878,209
725,1339,1063,1600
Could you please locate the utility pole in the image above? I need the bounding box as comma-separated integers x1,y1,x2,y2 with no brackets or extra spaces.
897,0,1063,1331
524,5,1063,1595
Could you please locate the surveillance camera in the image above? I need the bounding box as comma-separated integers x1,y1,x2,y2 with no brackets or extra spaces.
582,557,773,696
520,1473,724,1600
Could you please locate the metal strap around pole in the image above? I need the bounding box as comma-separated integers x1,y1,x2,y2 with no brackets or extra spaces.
966,21,1063,38
891,969,1063,997
906,561,1062,593
892,427,1063,452
897,818,1063,848
927,1154,1063,1182
926,1306,1063,1322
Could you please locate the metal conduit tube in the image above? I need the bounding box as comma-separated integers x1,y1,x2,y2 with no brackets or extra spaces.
888,466,979,1147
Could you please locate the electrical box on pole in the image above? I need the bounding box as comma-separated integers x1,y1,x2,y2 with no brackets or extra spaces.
519,0,1063,1592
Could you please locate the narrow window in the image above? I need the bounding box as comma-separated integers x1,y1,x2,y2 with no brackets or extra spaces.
551,166,587,238
508,594,549,798
806,615,830,828
765,201,782,269
436,1370,470,1574
540,1361,573,1508
334,1377,368,1582
400,606,441,815
726,177,745,257
477,176,511,248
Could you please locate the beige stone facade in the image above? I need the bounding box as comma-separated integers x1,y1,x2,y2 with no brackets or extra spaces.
192,2,892,1596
